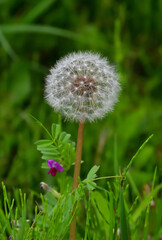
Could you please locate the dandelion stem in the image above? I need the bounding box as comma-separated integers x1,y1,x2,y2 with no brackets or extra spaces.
70,121,84,240
72,121,84,189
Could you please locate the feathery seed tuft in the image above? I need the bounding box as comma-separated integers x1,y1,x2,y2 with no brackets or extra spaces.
45,52,121,122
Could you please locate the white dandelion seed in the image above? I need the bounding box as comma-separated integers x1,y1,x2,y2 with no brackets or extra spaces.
45,52,121,122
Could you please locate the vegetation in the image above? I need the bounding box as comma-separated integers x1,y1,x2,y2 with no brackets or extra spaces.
0,0,162,239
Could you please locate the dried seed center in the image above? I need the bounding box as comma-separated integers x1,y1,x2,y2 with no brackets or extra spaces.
71,76,97,97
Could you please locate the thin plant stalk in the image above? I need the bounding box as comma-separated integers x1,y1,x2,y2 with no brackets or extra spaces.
69,121,84,240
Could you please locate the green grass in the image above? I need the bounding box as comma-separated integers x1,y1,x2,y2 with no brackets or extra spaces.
1,122,161,239
0,0,162,239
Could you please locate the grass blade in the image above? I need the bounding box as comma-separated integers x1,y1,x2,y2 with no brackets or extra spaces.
30,114,53,140
133,183,162,222
127,172,141,199
114,134,118,175
109,191,114,240
22,0,56,23
0,29,17,59
123,134,153,177
120,187,129,240
143,167,157,239
0,24,81,40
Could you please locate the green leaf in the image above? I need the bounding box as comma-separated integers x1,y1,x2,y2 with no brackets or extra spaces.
41,154,59,160
120,187,129,240
36,139,53,147
87,165,100,180
82,166,100,191
59,132,71,142
51,123,56,138
58,132,67,141
35,122,75,170
36,146,59,153
41,163,49,169
86,182,96,191
41,151,60,157
55,124,61,140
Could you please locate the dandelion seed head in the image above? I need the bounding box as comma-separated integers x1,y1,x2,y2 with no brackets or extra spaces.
45,52,121,122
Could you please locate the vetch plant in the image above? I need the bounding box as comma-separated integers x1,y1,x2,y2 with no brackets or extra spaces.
34,119,76,172
45,52,121,240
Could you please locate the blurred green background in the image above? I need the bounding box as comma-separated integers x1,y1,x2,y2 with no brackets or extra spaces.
0,0,162,196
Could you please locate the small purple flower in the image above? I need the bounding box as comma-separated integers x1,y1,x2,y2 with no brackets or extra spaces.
47,159,63,176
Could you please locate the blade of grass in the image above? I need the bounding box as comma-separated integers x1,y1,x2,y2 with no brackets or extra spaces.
114,134,118,175
114,18,123,65
17,193,27,240
29,114,53,140
122,134,153,177
22,0,56,23
143,167,157,239
124,195,140,240
127,172,141,200
133,183,162,222
120,187,129,240
1,183,12,237
2,182,8,218
84,191,92,240
152,227,162,240
0,24,81,40
0,208,12,237
108,191,114,240
0,29,17,59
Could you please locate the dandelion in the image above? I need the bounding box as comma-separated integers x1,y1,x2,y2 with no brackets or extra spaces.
47,159,63,176
45,52,121,240
45,52,120,122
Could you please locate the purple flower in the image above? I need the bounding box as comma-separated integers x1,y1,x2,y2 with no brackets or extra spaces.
47,159,63,176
